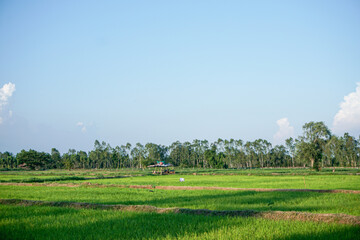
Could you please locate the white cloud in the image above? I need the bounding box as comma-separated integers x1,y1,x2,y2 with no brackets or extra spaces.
8,110,12,118
0,82,16,110
333,83,360,135
0,82,16,124
76,121,87,133
273,118,294,144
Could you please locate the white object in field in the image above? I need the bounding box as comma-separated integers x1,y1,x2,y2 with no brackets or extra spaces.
179,178,185,182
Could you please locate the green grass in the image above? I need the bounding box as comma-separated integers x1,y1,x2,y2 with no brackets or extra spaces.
1,185,359,216
64,174,360,190
0,167,358,181
0,169,142,183
1,205,359,240
0,174,55,180
0,175,86,183
0,169,143,180
174,167,360,175
1,170,359,239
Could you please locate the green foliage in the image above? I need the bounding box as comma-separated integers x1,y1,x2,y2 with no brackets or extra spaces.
204,146,227,169
0,152,16,169
50,148,62,169
270,145,289,167
296,122,332,171
16,149,51,170
2,122,360,170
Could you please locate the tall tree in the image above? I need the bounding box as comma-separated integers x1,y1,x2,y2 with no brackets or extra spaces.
285,138,296,167
270,145,288,167
0,152,15,169
169,141,182,166
131,143,146,169
297,122,331,171
343,133,358,167
17,149,51,170
204,144,226,169
78,150,88,169
51,148,62,169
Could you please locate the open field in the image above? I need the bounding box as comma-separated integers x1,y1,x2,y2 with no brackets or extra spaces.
2,205,359,240
0,167,359,180
1,169,360,190
173,168,360,175
66,174,360,190
1,185,360,215
1,169,359,239
0,169,142,182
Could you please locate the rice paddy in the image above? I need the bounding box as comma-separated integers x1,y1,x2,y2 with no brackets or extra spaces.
0,169,359,239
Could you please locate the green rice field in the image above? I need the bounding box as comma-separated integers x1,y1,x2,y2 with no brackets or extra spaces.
0,185,359,215
1,169,359,239
68,174,360,190
1,169,360,190
1,205,359,240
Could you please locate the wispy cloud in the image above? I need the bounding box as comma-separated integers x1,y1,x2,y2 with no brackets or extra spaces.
76,121,87,133
273,118,294,144
333,82,360,135
0,82,16,124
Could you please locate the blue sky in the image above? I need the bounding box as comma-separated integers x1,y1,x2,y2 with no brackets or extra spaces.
1,0,360,153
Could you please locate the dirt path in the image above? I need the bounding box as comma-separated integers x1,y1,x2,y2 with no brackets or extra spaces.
1,182,360,194
1,199,359,225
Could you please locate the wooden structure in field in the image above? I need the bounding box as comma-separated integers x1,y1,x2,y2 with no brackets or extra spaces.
147,161,175,175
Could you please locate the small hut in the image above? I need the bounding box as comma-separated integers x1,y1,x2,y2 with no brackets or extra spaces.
147,161,175,175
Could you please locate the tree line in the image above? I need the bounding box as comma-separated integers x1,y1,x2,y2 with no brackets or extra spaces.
1,122,359,171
